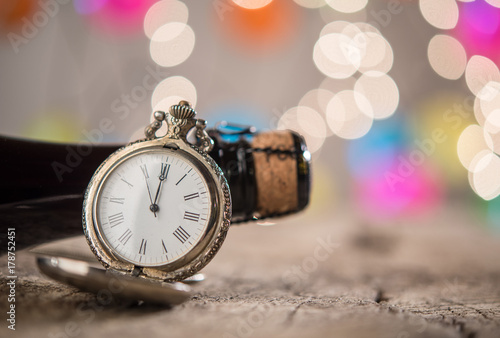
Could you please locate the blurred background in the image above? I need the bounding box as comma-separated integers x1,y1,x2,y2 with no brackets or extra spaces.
1,0,500,231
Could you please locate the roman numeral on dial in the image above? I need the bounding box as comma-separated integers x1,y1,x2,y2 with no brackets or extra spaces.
121,178,134,188
110,197,125,204
160,163,170,179
118,229,132,245
108,212,124,227
139,239,147,255
184,211,200,222
184,192,199,201
162,240,168,254
173,226,190,244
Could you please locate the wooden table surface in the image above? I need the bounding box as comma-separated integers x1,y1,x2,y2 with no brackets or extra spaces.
1,204,500,338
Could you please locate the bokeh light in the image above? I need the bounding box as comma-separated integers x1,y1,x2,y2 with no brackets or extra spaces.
79,0,156,37
484,109,500,136
354,163,443,221
465,55,500,98
486,126,500,154
214,0,300,54
312,19,397,141
326,90,373,140
325,0,368,14
297,106,327,140
143,0,189,39
468,152,500,200
313,21,394,80
487,197,500,232
308,163,337,214
314,22,365,79
487,0,500,8
205,103,270,131
347,117,409,179
348,117,444,221
313,33,362,79
22,111,85,143
358,31,394,74
278,106,326,154
428,34,467,80
151,76,197,113
0,0,37,32
474,96,486,127
293,0,327,9
73,0,108,15
419,0,459,30
478,82,500,134
412,94,475,186
354,71,399,120
453,0,500,63
319,20,362,41
457,124,493,172
232,0,273,9
298,88,334,136
150,22,195,67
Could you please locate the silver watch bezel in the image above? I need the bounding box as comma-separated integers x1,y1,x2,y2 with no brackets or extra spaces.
83,136,231,282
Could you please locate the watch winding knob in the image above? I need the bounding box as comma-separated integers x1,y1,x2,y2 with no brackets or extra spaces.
153,111,165,121
170,101,196,120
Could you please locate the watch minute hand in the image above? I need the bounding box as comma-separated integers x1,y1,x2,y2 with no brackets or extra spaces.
153,163,170,205
141,165,157,217
145,179,157,217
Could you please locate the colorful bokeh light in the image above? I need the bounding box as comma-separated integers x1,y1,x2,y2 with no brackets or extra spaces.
77,0,156,37
454,1,500,64
214,0,301,54
487,196,500,232
73,0,109,15
21,110,85,143
354,164,443,221
347,117,409,179
348,117,444,221
0,0,37,32
205,103,270,132
232,0,273,10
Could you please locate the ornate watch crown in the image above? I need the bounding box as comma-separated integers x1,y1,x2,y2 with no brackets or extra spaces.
170,101,196,120
144,101,214,153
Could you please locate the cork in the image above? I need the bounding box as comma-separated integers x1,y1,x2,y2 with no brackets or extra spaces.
251,131,298,218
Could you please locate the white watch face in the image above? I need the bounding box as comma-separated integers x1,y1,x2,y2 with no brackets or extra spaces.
95,149,212,267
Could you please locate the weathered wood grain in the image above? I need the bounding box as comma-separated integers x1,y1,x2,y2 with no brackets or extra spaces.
1,206,499,338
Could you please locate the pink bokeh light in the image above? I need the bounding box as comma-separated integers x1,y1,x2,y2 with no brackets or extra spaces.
78,0,156,37
74,0,109,15
354,159,444,222
454,1,500,64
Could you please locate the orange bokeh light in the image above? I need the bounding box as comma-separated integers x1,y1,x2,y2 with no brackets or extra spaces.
214,0,301,54
0,0,37,33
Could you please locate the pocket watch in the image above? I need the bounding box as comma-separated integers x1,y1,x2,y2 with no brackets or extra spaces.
83,101,231,282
